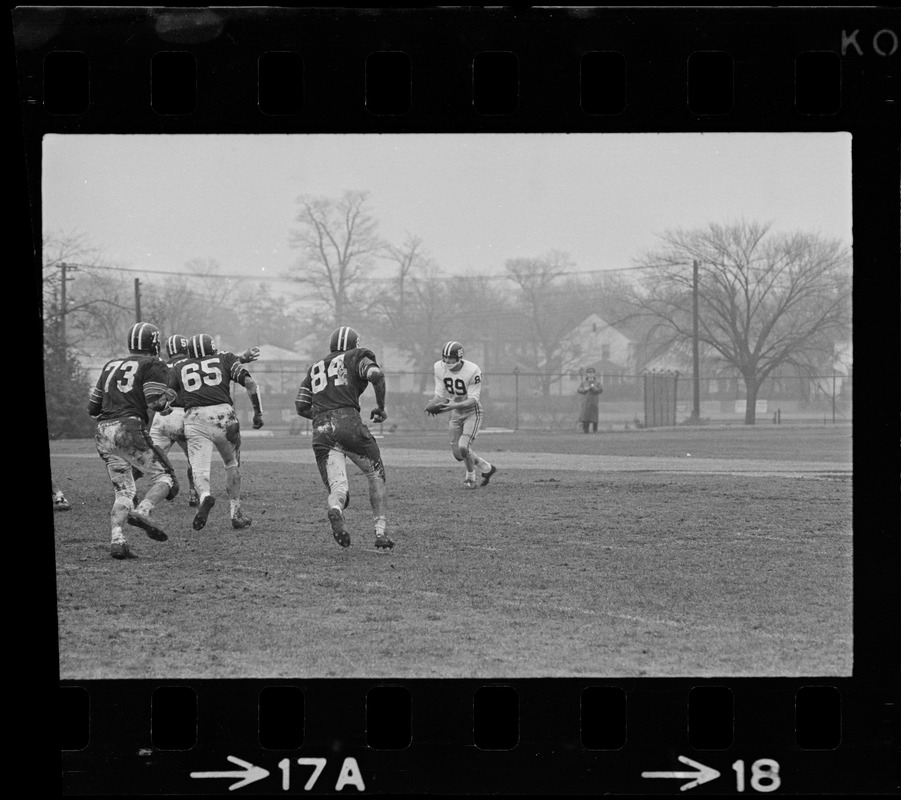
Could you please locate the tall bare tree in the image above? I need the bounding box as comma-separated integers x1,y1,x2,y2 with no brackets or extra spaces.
288,190,386,325
504,250,584,396
632,220,851,424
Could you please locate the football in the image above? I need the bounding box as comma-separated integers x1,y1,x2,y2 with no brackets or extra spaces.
424,399,450,415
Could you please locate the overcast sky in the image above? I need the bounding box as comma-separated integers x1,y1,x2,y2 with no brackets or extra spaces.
42,132,852,283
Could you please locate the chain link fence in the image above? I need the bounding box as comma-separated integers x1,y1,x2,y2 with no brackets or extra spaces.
234,364,852,433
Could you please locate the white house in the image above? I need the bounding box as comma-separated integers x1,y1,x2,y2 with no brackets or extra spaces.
565,313,637,373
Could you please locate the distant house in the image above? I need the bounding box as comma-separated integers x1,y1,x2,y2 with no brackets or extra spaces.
565,313,638,375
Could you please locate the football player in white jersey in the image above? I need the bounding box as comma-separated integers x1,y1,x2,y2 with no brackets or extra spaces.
428,341,498,489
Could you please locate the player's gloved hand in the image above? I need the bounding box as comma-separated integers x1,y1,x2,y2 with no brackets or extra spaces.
370,407,388,423
240,347,261,363
252,413,264,429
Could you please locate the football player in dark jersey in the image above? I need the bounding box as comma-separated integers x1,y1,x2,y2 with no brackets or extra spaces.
87,322,179,559
150,334,260,507
295,326,393,550
170,333,263,532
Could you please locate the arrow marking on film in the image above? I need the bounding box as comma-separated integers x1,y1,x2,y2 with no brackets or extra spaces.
190,755,270,791
641,755,720,791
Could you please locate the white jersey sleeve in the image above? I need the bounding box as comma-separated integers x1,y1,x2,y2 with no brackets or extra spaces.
433,361,449,399
464,363,483,402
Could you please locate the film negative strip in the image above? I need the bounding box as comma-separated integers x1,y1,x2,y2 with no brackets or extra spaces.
18,6,898,795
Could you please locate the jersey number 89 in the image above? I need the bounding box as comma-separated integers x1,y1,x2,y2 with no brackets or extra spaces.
444,376,473,396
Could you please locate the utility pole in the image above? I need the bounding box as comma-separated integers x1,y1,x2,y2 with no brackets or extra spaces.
691,259,701,422
134,278,142,322
58,262,78,359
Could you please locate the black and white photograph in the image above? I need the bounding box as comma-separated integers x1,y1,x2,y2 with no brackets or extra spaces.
45,131,854,681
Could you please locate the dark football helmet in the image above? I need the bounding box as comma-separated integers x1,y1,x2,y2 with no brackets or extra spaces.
127,322,161,356
166,334,189,358
188,333,218,358
329,326,360,352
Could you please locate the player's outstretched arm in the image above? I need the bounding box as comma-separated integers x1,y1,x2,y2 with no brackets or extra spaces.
243,375,264,429
367,366,387,422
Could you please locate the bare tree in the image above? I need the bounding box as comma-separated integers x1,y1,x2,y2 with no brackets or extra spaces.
383,234,427,325
42,230,133,356
140,259,243,344
632,220,851,424
288,190,386,324
504,250,584,396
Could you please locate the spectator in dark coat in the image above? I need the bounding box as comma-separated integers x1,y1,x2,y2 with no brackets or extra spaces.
577,368,603,433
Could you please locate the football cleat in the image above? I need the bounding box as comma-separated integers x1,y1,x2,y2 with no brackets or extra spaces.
188,333,218,358
374,532,395,550
327,507,351,547
126,510,168,542
53,494,71,511
192,495,216,531
127,322,161,356
329,326,360,352
110,539,133,559
480,465,498,487
231,511,252,530
463,478,477,490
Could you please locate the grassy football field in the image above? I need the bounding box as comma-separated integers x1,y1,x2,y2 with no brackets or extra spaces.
50,424,852,679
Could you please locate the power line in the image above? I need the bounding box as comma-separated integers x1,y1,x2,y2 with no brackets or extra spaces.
45,261,662,283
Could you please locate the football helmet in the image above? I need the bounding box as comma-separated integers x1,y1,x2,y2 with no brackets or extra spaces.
188,333,218,358
442,341,464,369
127,322,161,356
166,334,189,358
329,326,360,352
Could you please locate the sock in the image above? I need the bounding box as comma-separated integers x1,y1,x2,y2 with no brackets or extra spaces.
466,471,475,481
135,500,153,516
230,499,240,517
111,526,126,543
374,516,387,536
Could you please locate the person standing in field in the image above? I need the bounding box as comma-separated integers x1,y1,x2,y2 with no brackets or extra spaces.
87,321,178,559
295,325,393,550
426,340,497,489
170,333,264,532
577,367,603,433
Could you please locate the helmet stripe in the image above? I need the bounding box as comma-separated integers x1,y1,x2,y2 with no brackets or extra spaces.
339,326,348,351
